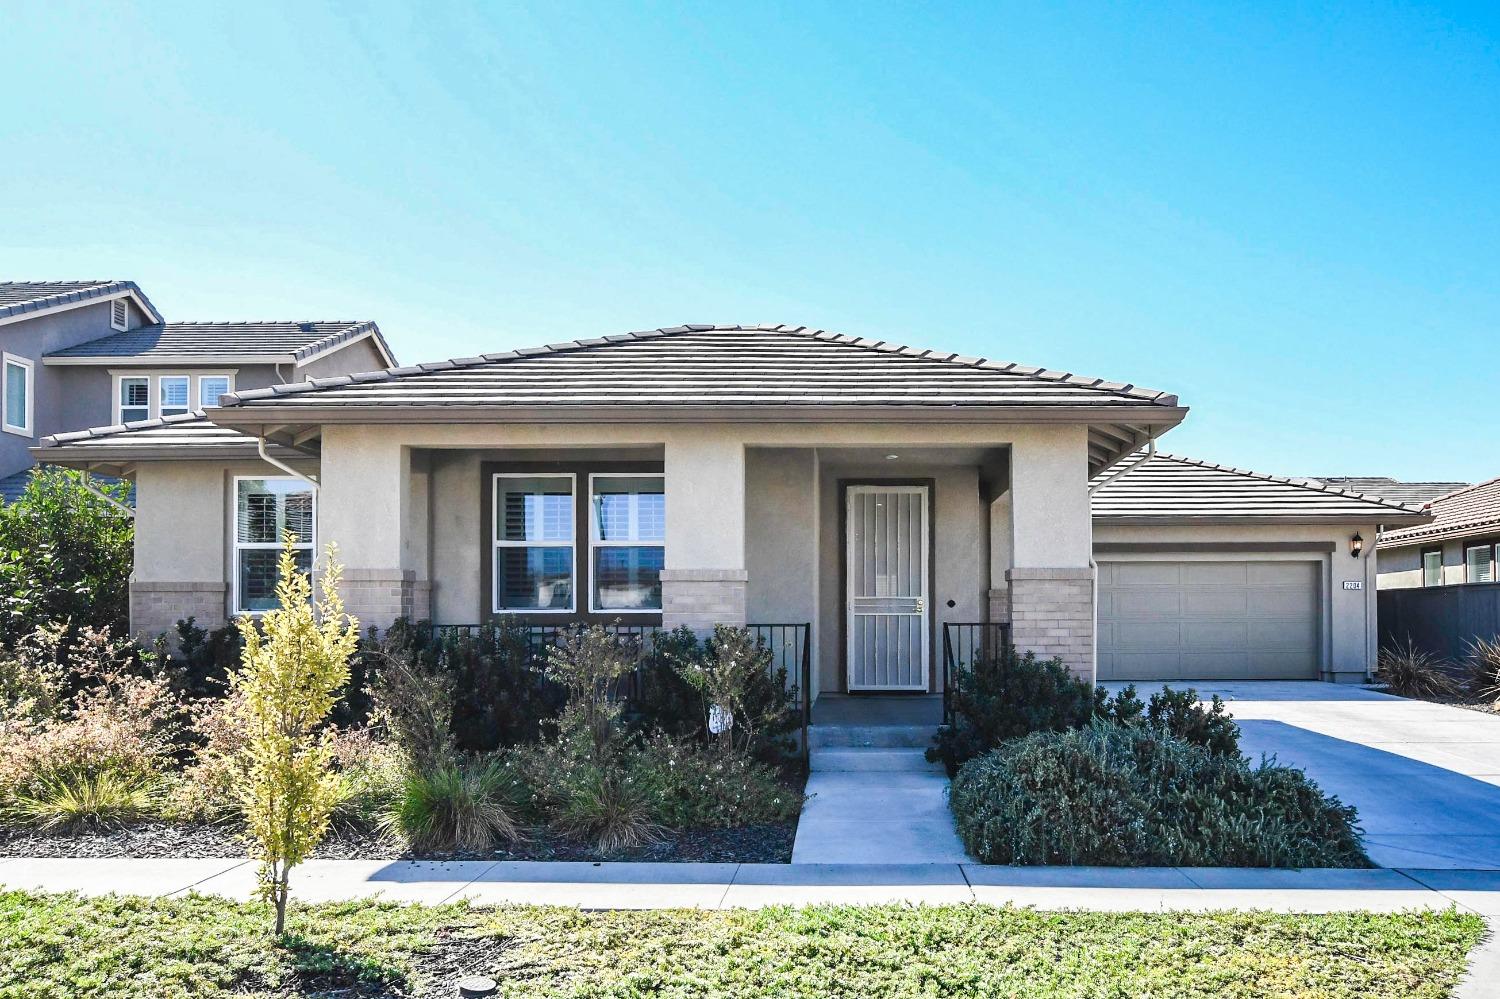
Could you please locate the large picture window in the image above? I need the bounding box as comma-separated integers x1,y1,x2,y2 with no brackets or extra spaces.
234,477,316,614
493,474,575,613
589,474,665,612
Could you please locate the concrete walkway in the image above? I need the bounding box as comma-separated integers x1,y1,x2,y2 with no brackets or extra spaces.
4,857,1500,915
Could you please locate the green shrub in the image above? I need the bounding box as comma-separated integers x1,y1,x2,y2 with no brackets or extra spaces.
0,469,133,647
5,771,160,830
950,724,1368,868
1145,686,1240,755
630,734,801,829
547,763,662,852
382,756,527,852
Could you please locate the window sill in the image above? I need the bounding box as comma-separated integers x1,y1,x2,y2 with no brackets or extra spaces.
1,425,32,438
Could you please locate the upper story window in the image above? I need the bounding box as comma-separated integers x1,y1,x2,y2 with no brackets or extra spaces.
1467,544,1497,585
110,298,128,331
1422,549,1443,588
234,477,316,614
199,375,231,409
114,372,234,423
493,474,576,613
159,376,190,418
2,354,33,437
589,473,665,612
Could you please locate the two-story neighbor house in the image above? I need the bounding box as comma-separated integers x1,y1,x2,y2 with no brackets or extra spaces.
0,280,397,500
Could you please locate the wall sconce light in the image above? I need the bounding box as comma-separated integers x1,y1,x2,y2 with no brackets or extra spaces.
1350,532,1364,559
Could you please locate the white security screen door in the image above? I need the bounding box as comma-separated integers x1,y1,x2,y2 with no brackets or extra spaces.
846,485,929,691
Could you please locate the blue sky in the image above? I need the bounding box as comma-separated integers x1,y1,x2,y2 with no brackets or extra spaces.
3,2,1496,480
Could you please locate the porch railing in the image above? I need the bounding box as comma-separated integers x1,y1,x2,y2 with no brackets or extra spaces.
941,622,1013,727
424,621,812,765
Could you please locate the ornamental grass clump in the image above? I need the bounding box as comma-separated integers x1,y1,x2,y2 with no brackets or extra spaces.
1376,639,1463,699
950,722,1368,868
1465,635,1500,703
230,535,359,936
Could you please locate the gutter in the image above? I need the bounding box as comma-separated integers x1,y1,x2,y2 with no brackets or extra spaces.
256,436,319,493
78,472,135,518
1087,437,1157,683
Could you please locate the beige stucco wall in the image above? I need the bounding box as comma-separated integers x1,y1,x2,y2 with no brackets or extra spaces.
744,446,819,641
1092,521,1381,681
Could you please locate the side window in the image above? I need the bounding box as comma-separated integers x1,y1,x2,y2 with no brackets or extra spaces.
2,354,33,437
119,376,150,423
199,375,232,409
234,478,316,613
1466,545,1496,585
159,375,190,418
1421,549,1443,588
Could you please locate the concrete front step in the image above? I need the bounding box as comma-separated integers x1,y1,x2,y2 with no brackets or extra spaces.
808,724,937,749
811,747,944,773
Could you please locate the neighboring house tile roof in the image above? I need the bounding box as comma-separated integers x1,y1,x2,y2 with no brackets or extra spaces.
1301,476,1470,506
44,320,396,366
0,280,162,324
0,468,133,505
1090,453,1431,524
34,413,304,468
1380,477,1500,547
214,324,1181,412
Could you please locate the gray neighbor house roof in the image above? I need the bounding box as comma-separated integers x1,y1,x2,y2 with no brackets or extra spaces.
35,413,305,474
0,280,162,325
1302,476,1471,507
1380,476,1500,548
43,320,397,367
1090,453,1431,525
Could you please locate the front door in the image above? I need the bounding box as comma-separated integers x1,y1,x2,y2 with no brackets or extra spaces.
846,484,929,691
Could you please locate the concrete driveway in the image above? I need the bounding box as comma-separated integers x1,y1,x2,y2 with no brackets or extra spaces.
1124,682,1500,870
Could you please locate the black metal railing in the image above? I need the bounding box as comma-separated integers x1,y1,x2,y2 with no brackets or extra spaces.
941,622,1012,727
748,622,813,766
426,620,812,765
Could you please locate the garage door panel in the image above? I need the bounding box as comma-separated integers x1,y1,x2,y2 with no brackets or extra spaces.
1183,588,1247,616
1098,559,1320,681
1182,562,1248,585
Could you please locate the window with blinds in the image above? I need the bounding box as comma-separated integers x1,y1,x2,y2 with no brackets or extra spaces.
234,477,316,613
589,474,665,612
493,474,575,612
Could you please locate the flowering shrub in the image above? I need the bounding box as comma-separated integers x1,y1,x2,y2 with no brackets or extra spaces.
631,733,800,829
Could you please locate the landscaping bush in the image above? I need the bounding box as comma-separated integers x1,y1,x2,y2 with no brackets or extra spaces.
631,733,800,829
950,723,1368,868
382,755,527,851
1464,635,1500,703
158,617,242,702
6,771,160,831
1145,686,1241,755
0,469,132,647
1376,639,1463,699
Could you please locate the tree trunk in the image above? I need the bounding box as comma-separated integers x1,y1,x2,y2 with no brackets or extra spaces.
273,865,289,936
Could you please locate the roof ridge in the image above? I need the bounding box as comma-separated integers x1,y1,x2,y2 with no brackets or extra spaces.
0,280,162,324
150,319,368,326
1423,475,1500,505
218,323,1183,409
1134,452,1428,514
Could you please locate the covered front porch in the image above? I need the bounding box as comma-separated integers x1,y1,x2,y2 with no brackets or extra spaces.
314,423,1104,698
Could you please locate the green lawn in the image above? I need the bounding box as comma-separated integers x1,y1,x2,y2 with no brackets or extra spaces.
0,890,1485,998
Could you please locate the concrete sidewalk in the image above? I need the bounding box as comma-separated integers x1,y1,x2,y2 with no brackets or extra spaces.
4,857,1500,916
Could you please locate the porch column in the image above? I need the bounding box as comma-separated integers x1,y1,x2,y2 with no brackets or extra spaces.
319,426,422,632
1007,427,1095,679
661,432,747,633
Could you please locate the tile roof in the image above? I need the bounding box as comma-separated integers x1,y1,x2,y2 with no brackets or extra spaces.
35,413,301,463
45,320,394,365
1090,453,1431,523
0,280,161,323
1380,476,1500,547
1301,476,1470,507
214,324,1182,413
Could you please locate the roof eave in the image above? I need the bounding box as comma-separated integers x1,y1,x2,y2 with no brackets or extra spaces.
1095,513,1432,527
206,403,1190,429
0,285,162,327
1379,520,1500,548
42,353,298,366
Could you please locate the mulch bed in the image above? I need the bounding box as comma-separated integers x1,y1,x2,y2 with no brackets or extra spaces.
0,820,796,864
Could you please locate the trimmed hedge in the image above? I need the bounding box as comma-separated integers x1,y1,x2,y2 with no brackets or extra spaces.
950,723,1369,868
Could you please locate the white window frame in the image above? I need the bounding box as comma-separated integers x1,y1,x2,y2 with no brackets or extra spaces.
110,370,236,423
1421,548,1443,588
492,472,577,615
110,298,128,331
198,373,234,409
2,353,34,437
231,475,317,617
158,374,191,417
117,375,150,424
587,472,665,614
1466,544,1497,585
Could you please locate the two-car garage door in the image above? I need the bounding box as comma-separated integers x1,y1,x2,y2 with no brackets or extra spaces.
1098,560,1321,681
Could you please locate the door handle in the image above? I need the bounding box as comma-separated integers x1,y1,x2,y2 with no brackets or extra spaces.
915,597,925,612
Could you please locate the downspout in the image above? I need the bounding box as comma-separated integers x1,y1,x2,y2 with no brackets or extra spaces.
1087,437,1157,685
256,436,319,493
78,471,135,518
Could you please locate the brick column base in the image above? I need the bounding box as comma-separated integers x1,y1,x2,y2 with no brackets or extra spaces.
339,569,420,634
1007,568,1094,680
987,586,1010,624
661,569,748,635
130,580,228,642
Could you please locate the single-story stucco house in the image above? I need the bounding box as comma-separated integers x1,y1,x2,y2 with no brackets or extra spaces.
33,324,1430,693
